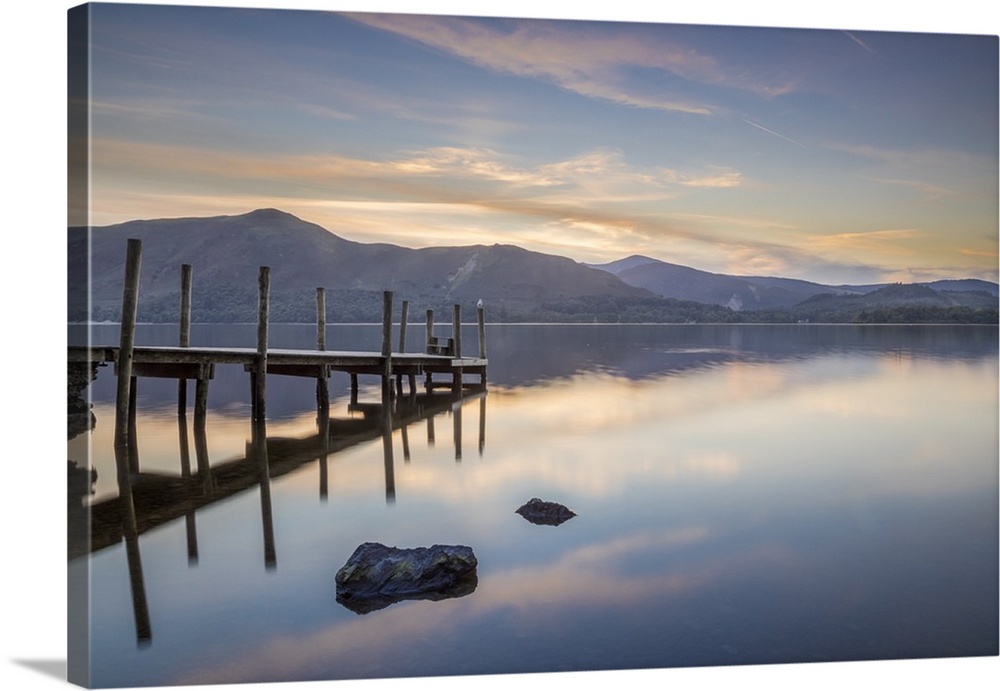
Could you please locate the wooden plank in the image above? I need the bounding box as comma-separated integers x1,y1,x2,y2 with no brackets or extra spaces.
132,362,214,380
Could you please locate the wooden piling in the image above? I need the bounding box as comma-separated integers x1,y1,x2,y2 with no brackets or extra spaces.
253,267,270,423
477,303,487,387
316,287,326,351
399,300,409,352
114,238,142,508
477,303,486,359
425,308,435,391
381,290,393,399
452,304,462,392
114,238,146,640
315,287,329,415
425,308,434,352
178,263,192,415
128,377,139,472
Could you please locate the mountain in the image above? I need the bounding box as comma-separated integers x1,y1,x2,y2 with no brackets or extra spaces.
67,209,997,324
590,255,998,311
69,208,654,323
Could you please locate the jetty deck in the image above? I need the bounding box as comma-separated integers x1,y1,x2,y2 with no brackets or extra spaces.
69,344,487,378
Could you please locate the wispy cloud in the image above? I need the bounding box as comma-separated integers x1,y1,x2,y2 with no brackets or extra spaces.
347,13,793,116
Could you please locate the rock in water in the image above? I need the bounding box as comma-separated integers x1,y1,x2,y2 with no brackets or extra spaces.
335,542,478,614
515,498,577,526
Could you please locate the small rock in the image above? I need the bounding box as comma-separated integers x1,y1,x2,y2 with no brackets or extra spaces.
335,542,478,614
515,497,576,526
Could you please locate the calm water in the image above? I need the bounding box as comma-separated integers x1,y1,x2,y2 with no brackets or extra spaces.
68,324,999,687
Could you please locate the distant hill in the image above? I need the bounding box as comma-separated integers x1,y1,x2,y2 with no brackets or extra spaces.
67,209,998,324
589,254,998,311
69,208,653,323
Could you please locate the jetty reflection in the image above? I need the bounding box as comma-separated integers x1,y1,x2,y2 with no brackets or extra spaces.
73,389,487,560
70,387,486,644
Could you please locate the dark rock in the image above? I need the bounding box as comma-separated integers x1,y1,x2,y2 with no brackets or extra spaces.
515,497,577,526
335,542,478,614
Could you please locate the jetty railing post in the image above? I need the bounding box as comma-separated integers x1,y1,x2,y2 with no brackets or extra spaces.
452,303,462,392
114,238,142,504
316,287,326,351
399,300,409,352
396,299,409,395
477,302,487,387
381,290,394,400
477,303,486,359
315,287,329,417
252,266,270,425
178,263,192,416
424,308,435,391
425,308,434,353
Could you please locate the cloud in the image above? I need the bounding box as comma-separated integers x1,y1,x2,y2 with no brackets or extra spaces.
347,13,793,115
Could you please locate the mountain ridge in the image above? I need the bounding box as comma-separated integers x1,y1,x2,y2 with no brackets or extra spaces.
588,254,998,311
68,209,998,323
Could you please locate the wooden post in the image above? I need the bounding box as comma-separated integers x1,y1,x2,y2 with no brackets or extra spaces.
381,290,393,399
128,377,139,472
178,263,192,416
477,302,487,388
452,304,462,358
193,410,213,492
395,299,409,395
477,303,486,359
452,303,462,392
399,300,409,352
114,238,142,508
316,287,326,351
315,287,329,416
114,238,147,643
253,266,270,423
425,308,435,391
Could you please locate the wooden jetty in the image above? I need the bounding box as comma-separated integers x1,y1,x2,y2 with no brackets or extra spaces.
68,238,488,552
69,238,488,427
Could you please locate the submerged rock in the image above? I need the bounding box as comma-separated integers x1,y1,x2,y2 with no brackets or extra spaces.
515,498,577,526
335,542,478,614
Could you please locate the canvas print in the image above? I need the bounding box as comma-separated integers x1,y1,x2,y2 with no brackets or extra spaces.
67,2,998,688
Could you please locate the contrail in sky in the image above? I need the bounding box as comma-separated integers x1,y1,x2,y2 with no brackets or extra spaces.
741,118,806,148
844,31,880,55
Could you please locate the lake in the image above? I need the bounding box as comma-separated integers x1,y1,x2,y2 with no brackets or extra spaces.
67,323,999,687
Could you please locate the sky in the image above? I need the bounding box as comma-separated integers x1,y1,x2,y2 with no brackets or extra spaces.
74,2,999,286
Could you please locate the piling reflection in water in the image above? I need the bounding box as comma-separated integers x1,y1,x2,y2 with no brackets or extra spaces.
70,384,487,644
